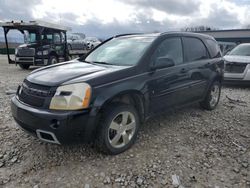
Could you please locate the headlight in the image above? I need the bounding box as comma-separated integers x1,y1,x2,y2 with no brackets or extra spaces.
15,48,18,55
37,50,49,56
49,83,91,110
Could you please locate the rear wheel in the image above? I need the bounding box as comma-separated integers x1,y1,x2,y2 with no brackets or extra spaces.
19,64,30,70
48,56,58,65
200,81,221,110
96,103,140,155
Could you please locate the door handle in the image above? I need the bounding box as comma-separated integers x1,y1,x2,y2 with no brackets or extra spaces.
180,68,188,73
205,62,211,68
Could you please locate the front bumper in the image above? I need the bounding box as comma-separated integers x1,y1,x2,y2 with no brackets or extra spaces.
11,96,98,144
15,56,48,66
224,64,250,84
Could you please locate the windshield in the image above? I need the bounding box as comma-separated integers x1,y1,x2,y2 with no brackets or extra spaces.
25,32,59,44
84,36,155,66
229,44,250,56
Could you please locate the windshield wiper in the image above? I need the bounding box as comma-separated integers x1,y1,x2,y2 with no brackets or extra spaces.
79,59,93,64
91,61,113,65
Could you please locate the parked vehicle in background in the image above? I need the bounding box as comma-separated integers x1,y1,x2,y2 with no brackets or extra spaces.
0,21,89,69
224,43,250,84
84,37,101,50
218,41,237,55
11,32,224,154
67,33,88,50
0,21,70,69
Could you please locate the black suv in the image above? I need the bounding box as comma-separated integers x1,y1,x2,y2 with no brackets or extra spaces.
11,32,224,154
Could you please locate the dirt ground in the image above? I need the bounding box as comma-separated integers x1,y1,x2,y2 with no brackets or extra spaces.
0,55,249,188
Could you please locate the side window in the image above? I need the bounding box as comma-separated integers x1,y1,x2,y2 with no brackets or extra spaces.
206,39,221,58
152,37,183,65
183,37,209,62
54,33,61,43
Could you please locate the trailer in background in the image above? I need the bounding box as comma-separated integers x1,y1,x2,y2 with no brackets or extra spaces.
0,21,89,69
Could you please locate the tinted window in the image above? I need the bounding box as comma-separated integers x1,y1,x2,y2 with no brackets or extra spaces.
152,37,183,65
206,39,221,58
41,34,53,43
183,37,209,62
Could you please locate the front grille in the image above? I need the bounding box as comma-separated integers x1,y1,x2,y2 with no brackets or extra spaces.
18,89,45,107
17,48,35,56
18,80,55,108
225,62,247,73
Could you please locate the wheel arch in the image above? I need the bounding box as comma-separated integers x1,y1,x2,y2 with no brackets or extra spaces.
95,90,146,123
49,51,58,59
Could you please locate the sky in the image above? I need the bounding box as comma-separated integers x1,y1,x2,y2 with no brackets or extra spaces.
0,0,250,39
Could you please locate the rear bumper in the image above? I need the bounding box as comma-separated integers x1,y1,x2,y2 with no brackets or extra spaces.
11,96,98,144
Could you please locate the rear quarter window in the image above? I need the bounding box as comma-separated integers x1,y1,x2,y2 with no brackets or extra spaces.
206,39,222,58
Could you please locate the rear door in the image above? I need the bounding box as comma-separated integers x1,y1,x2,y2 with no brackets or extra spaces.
181,37,212,101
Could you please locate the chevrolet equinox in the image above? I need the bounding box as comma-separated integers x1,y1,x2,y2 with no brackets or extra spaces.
11,32,224,154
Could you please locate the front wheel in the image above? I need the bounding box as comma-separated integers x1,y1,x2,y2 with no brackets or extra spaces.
19,64,30,70
48,56,58,65
96,103,140,155
200,81,221,110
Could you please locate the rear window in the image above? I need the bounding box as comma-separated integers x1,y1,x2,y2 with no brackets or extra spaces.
206,39,221,58
183,37,209,62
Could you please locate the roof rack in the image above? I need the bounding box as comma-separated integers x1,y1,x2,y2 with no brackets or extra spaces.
0,20,71,31
114,33,144,38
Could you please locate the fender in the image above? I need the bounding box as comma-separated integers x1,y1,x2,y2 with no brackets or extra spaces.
89,77,149,116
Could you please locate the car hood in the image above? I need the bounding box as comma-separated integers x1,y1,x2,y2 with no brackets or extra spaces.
224,55,250,63
27,60,129,86
18,43,51,49
18,43,39,48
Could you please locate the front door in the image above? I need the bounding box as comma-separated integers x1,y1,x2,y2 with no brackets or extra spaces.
148,37,194,114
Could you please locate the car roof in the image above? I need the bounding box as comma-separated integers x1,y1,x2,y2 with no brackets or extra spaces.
115,33,160,38
115,31,215,40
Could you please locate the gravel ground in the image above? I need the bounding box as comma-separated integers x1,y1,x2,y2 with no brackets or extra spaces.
0,55,249,188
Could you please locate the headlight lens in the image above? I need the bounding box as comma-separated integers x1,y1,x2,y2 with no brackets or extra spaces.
15,48,18,55
37,50,49,56
49,83,91,110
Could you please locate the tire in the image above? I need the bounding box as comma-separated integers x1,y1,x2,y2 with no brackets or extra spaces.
67,44,72,51
67,55,72,61
48,56,58,65
19,64,30,70
200,81,221,110
96,103,140,155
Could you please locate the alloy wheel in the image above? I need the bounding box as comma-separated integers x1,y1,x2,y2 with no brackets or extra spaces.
210,84,220,107
108,111,136,148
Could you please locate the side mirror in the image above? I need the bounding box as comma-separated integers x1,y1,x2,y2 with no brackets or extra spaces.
152,57,175,70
